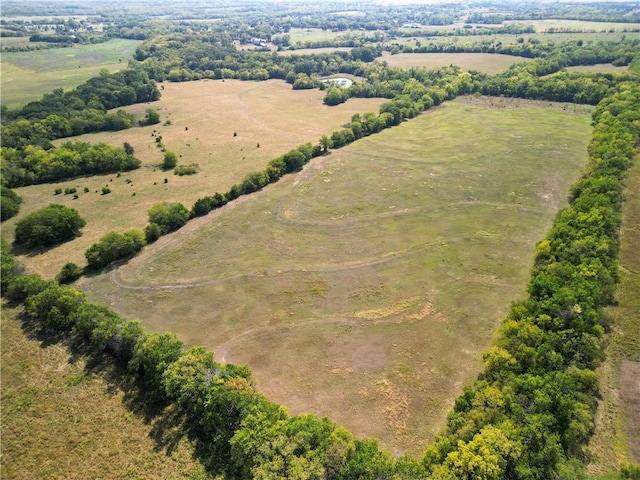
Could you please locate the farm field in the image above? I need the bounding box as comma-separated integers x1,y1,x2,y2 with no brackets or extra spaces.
0,39,141,109
77,97,593,455
0,305,209,479
2,79,386,277
378,52,528,74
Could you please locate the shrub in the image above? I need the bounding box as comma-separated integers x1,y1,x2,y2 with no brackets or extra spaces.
56,262,83,284
0,186,22,221
147,202,189,234
144,222,162,243
174,164,198,176
85,230,146,270
162,151,178,170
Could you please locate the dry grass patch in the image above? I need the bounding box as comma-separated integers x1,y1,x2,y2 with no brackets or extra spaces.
0,304,210,480
565,64,629,74
78,98,592,455
378,52,529,74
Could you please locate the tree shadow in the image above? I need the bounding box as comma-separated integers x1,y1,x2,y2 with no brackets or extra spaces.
16,313,197,469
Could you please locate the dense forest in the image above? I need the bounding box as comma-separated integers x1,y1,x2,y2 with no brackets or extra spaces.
2,0,640,478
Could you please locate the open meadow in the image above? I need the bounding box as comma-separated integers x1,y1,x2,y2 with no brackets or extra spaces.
0,39,141,109
2,79,386,277
377,52,528,74
76,97,593,455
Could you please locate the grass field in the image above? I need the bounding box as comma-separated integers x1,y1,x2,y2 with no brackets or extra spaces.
388,31,631,50
504,19,640,33
587,157,640,477
378,52,528,74
2,79,385,278
75,97,593,455
565,63,629,74
0,39,141,109
0,304,211,479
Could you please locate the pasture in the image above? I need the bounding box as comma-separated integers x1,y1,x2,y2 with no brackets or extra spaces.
0,39,141,109
0,305,209,479
378,52,528,74
77,97,593,455
565,63,629,74
504,19,640,33
2,79,386,277
389,30,631,50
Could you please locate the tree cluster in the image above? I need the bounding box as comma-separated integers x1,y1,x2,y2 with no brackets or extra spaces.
13,204,86,249
0,185,22,221
1,141,141,188
85,230,146,271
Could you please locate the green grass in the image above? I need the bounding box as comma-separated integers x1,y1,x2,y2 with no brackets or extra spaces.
388,31,631,50
0,304,211,479
566,64,629,74
0,39,141,108
76,96,593,455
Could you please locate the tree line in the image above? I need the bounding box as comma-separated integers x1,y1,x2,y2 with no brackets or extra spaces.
1,141,141,188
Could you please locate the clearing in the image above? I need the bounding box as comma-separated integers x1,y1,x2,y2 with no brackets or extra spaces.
378,52,528,74
0,39,141,109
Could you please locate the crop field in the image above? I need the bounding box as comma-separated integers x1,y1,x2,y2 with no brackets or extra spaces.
0,305,209,479
77,97,593,455
2,79,386,277
377,52,528,74
0,39,141,109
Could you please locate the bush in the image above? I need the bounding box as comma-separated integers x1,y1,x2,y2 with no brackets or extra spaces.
174,164,198,176
14,204,86,249
144,222,162,243
85,230,146,270
162,151,178,170
1,186,22,221
147,202,189,234
56,262,83,284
